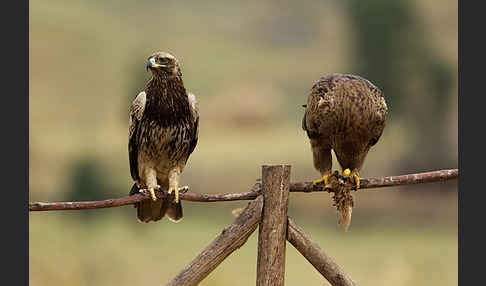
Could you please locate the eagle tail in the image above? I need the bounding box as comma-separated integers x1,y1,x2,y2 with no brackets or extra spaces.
166,200,183,222
129,183,181,223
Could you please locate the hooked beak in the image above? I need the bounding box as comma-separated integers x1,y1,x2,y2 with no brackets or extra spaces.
146,57,166,71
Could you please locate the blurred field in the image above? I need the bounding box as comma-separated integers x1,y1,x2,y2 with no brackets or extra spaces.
30,0,457,285
30,199,457,286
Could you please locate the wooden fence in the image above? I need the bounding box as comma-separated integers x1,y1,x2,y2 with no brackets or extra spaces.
29,166,458,286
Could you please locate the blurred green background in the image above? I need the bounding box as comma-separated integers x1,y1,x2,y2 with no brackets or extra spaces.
29,0,457,285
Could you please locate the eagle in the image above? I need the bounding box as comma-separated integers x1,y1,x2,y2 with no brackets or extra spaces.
128,51,199,223
302,74,387,229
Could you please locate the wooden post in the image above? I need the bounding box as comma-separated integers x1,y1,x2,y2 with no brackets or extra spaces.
256,165,291,286
166,196,264,286
287,217,358,286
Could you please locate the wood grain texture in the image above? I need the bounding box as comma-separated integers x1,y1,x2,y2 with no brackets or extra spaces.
287,217,358,286
256,165,291,286
165,195,263,286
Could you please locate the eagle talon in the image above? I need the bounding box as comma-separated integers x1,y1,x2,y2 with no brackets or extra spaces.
139,184,161,201
168,185,188,203
312,173,332,187
352,173,360,190
179,186,189,193
343,169,360,191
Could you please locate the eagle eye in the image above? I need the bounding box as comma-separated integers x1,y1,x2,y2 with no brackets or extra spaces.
158,57,169,64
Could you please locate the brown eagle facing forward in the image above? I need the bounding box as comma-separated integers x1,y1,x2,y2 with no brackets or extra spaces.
128,52,199,223
302,74,387,229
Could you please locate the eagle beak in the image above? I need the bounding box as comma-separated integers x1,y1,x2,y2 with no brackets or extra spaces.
146,57,166,71
146,58,155,71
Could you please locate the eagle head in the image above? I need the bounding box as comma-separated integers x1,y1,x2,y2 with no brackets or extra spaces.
146,51,180,78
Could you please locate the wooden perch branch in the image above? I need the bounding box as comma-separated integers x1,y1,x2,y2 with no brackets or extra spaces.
29,183,261,211
166,195,264,286
290,168,458,192
29,169,458,212
287,217,358,286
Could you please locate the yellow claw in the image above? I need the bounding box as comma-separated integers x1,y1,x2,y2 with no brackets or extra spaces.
168,185,189,203
139,185,160,201
167,185,175,201
352,174,360,190
343,168,351,176
343,169,360,190
313,173,331,186
149,188,157,201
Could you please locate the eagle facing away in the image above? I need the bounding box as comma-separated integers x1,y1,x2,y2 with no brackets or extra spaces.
302,74,387,229
128,51,199,223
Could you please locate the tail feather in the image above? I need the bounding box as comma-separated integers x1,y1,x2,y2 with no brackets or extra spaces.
166,200,183,222
137,199,165,222
129,183,183,223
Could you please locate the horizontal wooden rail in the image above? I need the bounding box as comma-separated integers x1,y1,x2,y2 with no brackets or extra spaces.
29,169,458,212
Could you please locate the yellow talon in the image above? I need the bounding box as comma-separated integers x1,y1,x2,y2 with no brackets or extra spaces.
139,184,160,201
343,168,351,176
313,173,331,186
352,174,360,189
168,185,189,203
167,186,175,201
149,188,157,201
343,169,360,190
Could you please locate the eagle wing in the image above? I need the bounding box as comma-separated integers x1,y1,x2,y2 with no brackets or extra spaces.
302,82,329,141
128,91,146,182
186,92,199,161
302,110,320,140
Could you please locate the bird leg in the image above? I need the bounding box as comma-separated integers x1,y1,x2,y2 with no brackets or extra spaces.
342,168,360,190
168,168,188,203
312,172,332,187
139,168,160,201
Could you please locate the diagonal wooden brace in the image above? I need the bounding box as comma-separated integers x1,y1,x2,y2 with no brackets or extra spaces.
165,195,264,286
287,217,358,286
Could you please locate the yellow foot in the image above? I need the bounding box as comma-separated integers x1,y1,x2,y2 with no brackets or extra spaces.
312,173,331,187
343,168,360,190
168,185,189,203
139,185,161,201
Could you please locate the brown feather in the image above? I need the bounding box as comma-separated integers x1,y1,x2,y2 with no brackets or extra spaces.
128,52,198,223
303,74,387,230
